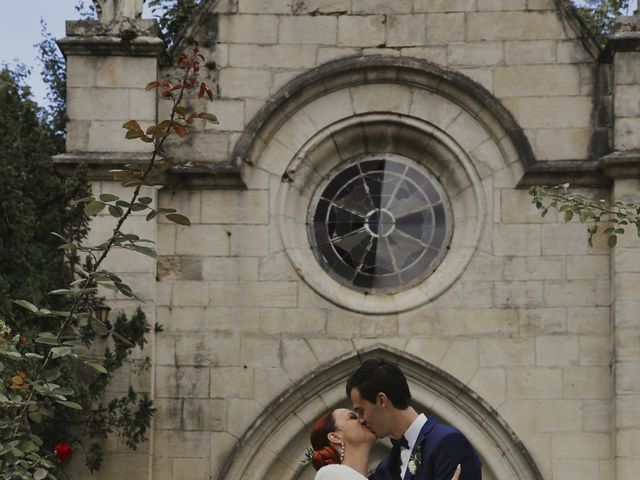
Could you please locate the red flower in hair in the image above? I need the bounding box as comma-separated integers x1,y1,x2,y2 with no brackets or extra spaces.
54,442,73,463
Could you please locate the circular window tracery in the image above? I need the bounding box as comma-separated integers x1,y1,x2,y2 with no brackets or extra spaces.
308,154,452,293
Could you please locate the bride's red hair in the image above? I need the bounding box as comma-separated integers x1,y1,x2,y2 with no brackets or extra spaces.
309,410,340,471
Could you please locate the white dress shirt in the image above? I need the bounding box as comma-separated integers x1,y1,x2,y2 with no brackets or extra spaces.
400,413,428,479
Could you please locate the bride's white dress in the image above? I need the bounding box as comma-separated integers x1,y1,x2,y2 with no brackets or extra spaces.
314,464,368,480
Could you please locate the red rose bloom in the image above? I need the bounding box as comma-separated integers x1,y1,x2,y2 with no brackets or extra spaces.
54,442,73,463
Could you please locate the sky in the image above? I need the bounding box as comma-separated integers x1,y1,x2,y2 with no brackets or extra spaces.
0,0,152,107
0,0,637,108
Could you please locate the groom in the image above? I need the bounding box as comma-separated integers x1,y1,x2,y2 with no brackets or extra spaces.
346,359,482,480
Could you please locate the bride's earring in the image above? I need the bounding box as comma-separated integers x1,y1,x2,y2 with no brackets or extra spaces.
339,441,345,462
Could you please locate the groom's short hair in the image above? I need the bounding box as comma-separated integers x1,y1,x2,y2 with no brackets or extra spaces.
346,358,411,409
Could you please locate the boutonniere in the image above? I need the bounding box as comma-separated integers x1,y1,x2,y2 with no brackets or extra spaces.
407,444,423,475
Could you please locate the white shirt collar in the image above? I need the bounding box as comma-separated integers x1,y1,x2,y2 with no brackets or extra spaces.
404,413,427,450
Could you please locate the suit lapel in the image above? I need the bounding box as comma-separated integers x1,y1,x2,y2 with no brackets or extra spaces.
402,417,438,480
376,441,402,480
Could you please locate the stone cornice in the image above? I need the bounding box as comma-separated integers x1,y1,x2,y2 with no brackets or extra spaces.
53,152,245,189
57,35,165,58
57,19,165,58
602,15,640,61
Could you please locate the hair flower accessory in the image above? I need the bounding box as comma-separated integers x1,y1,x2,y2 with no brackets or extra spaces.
408,444,422,475
302,446,314,465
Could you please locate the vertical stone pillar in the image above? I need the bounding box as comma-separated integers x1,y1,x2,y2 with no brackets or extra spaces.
604,13,640,480
54,14,165,479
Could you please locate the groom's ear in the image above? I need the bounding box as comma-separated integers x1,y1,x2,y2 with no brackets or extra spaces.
376,392,388,407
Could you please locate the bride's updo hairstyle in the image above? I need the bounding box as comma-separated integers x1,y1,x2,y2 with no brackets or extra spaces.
309,410,340,471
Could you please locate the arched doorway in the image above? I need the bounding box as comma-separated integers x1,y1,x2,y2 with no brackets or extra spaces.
219,345,542,480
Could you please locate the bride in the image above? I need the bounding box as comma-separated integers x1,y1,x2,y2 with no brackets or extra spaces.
309,408,461,480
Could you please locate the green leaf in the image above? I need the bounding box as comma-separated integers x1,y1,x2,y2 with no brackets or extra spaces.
84,201,106,216
36,333,59,346
99,193,119,202
13,300,38,313
20,441,39,453
198,112,219,124
48,288,73,295
166,213,191,226
28,411,43,424
128,245,157,258
108,205,124,218
50,346,72,359
44,369,61,382
90,318,110,336
131,203,148,212
84,361,108,374
564,210,573,222
157,207,177,214
34,468,48,480
25,353,44,360
139,196,153,205
608,234,618,248
146,210,158,221
56,400,82,410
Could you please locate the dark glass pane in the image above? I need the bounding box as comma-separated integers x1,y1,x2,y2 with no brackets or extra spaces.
308,155,452,293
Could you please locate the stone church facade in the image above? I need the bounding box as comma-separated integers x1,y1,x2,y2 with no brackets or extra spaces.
56,1,640,479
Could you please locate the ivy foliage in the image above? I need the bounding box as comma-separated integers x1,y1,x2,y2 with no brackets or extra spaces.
0,66,154,476
573,0,631,45
147,0,203,48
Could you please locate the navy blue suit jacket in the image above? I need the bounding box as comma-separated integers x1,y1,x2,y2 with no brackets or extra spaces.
370,417,482,480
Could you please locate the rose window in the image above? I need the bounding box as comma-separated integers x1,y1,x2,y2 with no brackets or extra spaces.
307,154,452,293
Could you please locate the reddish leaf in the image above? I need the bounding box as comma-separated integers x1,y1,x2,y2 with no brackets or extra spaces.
122,120,142,131
206,87,214,101
146,125,157,135
140,135,154,143
169,83,183,92
145,81,160,90
198,82,206,99
173,124,187,137
125,129,145,139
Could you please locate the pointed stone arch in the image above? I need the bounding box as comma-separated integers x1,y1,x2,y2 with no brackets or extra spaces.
219,345,542,480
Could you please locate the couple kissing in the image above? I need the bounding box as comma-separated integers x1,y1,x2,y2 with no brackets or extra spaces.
308,359,482,480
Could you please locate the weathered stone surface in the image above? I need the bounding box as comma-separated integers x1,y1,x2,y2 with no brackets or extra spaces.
337,15,385,46
279,15,337,45
386,14,427,47
218,14,279,44
413,0,476,12
533,127,592,160
218,68,273,98
229,44,318,69
201,190,269,224
467,11,567,41
448,42,504,66
505,40,556,65
495,65,580,96
238,0,292,13
519,96,593,128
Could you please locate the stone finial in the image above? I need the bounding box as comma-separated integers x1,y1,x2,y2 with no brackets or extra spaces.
94,0,144,24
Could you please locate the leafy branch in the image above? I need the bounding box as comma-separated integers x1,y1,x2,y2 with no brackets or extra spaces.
2,47,216,479
529,184,640,248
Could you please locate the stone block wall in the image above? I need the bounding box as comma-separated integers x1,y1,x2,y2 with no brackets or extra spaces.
169,0,604,170
59,2,640,480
